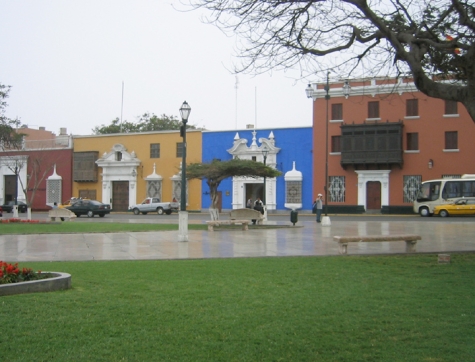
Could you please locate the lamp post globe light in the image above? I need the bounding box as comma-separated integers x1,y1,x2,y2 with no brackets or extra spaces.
306,72,351,226
178,101,191,242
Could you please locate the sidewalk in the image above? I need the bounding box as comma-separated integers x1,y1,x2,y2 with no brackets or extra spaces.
1,218,474,262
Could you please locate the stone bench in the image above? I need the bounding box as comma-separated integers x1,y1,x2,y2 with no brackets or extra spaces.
333,234,421,255
48,208,77,222
206,219,250,231
230,208,264,225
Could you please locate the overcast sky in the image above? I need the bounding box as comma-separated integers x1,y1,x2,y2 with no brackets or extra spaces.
0,1,312,136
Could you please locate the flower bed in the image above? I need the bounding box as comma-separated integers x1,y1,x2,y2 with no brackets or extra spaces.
0,261,71,296
1,218,41,223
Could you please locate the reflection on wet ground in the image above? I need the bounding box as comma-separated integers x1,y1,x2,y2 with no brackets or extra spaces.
1,219,474,262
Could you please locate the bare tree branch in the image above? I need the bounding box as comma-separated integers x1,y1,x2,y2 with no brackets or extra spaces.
185,0,475,122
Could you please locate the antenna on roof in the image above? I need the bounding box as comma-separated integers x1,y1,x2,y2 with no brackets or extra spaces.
235,76,239,129
120,81,124,133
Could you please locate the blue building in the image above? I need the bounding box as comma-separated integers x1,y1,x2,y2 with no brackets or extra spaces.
201,127,313,213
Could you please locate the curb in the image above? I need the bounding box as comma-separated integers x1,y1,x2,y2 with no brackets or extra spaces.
0,272,71,297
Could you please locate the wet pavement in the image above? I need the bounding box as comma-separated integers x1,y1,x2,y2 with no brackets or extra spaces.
1,215,474,262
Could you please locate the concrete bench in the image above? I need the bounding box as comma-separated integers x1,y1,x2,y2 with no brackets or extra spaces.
230,208,264,225
206,219,250,231
334,234,421,255
48,208,77,222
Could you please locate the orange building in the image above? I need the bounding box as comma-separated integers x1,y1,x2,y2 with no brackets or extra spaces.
71,130,202,212
307,76,475,213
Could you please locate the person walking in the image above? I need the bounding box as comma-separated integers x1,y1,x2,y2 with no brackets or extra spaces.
313,194,323,223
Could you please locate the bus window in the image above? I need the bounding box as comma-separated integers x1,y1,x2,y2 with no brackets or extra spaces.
417,181,440,202
443,181,462,199
430,183,440,201
462,181,475,197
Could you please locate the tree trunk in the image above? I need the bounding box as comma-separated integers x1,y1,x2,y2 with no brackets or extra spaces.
209,208,219,221
208,182,220,220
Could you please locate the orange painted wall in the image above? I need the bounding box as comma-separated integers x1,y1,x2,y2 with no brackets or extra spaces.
311,78,475,206
72,130,202,211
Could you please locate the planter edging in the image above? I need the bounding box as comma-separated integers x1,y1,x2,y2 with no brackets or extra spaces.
0,272,71,296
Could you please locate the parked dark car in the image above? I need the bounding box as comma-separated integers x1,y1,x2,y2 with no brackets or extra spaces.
65,199,111,218
1,201,28,213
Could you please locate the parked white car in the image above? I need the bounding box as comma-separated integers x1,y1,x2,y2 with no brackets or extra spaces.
129,197,179,215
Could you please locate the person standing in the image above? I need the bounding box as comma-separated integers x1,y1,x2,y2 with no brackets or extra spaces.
313,194,323,223
247,198,253,209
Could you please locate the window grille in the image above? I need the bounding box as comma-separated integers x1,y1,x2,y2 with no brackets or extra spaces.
46,179,62,205
285,181,302,204
172,179,188,204
147,180,162,199
329,176,345,202
403,175,422,203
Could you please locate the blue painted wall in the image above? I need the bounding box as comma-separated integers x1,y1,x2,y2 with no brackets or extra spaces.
201,127,313,211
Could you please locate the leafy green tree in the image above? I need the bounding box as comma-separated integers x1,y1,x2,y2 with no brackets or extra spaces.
186,158,282,219
137,113,196,132
188,0,475,122
92,118,139,134
93,114,198,134
0,83,23,149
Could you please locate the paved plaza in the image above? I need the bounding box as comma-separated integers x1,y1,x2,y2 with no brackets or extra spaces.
1,215,474,262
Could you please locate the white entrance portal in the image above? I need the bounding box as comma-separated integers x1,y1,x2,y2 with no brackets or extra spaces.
227,130,280,210
96,144,141,209
355,170,391,211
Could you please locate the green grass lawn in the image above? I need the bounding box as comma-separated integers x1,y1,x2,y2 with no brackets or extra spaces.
2,255,474,361
0,222,208,234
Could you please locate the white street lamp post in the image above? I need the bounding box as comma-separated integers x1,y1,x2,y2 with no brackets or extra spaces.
178,101,191,242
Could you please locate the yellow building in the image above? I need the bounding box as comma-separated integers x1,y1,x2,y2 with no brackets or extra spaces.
72,130,202,211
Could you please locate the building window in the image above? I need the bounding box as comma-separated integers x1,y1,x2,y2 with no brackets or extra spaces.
73,151,99,182
368,101,380,119
329,176,345,202
445,131,458,149
331,104,343,120
252,156,256,161
150,143,160,158
406,133,419,150
115,151,122,161
445,100,458,115
406,99,419,117
331,136,341,153
403,175,422,203
176,142,184,157
285,181,302,204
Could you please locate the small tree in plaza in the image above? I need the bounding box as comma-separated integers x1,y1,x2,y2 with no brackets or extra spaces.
186,158,281,220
